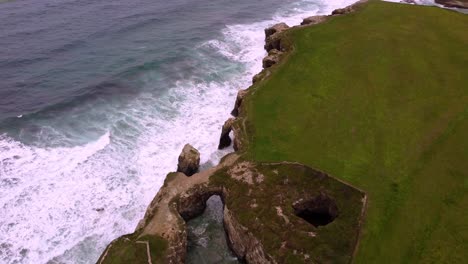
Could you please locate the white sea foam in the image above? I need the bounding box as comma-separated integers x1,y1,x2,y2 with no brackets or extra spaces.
0,1,359,263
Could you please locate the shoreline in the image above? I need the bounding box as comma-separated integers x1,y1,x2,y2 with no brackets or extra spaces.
96,0,466,263
96,1,370,263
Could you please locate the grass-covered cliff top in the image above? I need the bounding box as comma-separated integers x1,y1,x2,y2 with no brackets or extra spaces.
210,160,366,263
240,0,468,262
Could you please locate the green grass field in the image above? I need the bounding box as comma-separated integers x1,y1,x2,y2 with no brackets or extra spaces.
242,1,468,262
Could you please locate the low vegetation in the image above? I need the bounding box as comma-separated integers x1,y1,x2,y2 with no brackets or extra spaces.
240,1,468,262
210,160,366,263
96,233,168,264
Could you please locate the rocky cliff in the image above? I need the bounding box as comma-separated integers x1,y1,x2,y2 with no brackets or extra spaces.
97,1,370,263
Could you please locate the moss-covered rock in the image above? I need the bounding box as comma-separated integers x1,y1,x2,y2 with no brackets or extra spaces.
210,160,367,263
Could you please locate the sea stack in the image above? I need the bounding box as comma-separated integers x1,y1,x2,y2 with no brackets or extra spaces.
177,144,200,176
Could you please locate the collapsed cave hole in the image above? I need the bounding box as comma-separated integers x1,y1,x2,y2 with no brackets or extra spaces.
292,192,339,227
184,195,240,264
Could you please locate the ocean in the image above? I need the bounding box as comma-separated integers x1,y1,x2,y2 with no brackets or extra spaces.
0,0,358,263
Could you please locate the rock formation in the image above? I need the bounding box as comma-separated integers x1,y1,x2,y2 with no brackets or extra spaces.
231,89,248,117
224,207,275,263
301,15,328,26
264,22,289,39
332,0,368,15
252,71,266,84
262,49,282,68
332,6,353,15
218,118,235,149
264,23,289,52
97,158,367,264
177,144,200,176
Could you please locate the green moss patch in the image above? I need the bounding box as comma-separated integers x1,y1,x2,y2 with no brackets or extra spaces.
211,160,366,263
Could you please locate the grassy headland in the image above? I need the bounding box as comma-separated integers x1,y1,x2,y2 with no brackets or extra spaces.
240,1,468,263
210,160,366,263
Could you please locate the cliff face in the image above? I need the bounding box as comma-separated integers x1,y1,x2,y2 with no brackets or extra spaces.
97,153,240,264
97,1,371,263
97,157,367,264
223,207,275,264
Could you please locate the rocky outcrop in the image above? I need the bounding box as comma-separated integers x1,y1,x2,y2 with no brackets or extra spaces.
178,185,224,221
224,207,276,264
231,89,248,117
252,72,263,84
301,15,328,26
218,118,235,149
264,23,289,52
262,49,283,68
332,0,368,15
252,70,271,84
177,144,200,176
98,154,240,264
264,22,289,39
435,0,468,8
332,6,353,15
232,122,243,152
98,158,367,264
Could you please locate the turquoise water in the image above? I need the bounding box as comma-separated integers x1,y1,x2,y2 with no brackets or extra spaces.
187,196,239,264
0,0,358,263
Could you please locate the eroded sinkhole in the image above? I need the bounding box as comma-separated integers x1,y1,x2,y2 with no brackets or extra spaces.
293,192,339,227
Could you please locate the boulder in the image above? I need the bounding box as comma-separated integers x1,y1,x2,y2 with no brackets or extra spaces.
301,15,328,26
177,144,200,176
231,89,248,117
218,118,235,149
332,0,368,15
262,49,282,68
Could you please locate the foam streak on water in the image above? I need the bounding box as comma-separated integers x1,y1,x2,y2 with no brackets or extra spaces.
0,1,358,263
